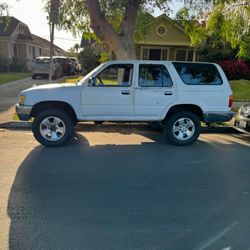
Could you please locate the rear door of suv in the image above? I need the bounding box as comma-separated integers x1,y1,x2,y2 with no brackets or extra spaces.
134,62,177,120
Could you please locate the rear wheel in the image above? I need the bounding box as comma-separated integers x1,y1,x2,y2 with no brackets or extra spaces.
32,74,36,79
32,109,74,147
163,111,201,146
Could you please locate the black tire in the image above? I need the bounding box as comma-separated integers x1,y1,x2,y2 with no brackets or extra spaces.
163,111,201,146
32,74,36,79
32,109,74,147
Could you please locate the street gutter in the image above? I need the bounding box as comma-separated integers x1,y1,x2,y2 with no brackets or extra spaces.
0,120,239,134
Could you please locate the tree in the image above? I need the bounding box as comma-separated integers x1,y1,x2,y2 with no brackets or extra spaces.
0,2,9,20
177,0,250,59
47,0,173,60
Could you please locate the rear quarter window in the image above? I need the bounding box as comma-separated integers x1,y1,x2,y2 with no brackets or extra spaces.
173,62,222,85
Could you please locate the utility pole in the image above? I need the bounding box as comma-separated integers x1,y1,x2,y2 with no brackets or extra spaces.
49,0,60,83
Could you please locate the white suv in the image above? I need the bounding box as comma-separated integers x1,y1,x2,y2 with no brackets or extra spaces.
16,60,233,146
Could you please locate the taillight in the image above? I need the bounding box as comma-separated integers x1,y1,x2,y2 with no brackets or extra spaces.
229,95,233,108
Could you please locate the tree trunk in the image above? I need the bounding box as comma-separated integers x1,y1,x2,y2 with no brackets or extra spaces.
85,0,140,60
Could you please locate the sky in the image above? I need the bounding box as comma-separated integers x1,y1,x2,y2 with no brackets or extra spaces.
7,0,184,51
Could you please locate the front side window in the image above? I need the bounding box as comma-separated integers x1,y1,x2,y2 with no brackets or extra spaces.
95,64,133,86
139,64,173,87
173,62,222,85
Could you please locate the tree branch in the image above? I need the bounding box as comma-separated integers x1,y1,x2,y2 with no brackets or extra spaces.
224,1,250,13
121,0,141,39
85,0,121,50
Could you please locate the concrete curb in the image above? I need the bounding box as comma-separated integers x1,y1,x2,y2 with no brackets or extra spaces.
0,120,239,134
201,126,237,133
0,121,32,129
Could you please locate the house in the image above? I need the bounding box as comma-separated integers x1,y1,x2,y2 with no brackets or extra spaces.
80,14,198,61
135,14,197,61
0,16,65,70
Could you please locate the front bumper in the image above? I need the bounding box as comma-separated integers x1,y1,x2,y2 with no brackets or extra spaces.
234,114,250,134
16,104,33,121
203,111,234,123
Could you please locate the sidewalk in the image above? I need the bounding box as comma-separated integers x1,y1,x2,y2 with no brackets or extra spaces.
0,76,68,124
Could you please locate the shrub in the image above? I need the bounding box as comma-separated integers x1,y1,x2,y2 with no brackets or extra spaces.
78,47,100,74
0,55,10,72
217,60,250,80
199,47,237,62
9,57,28,72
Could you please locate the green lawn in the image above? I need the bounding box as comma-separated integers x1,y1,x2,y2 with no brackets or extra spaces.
230,79,250,102
0,72,31,85
62,76,83,83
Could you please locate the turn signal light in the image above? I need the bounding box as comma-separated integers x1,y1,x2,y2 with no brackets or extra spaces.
229,95,233,108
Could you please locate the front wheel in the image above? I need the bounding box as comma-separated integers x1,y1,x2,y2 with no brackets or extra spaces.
32,109,74,147
163,111,201,146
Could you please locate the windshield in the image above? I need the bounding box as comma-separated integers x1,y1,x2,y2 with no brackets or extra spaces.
79,63,104,84
35,58,50,64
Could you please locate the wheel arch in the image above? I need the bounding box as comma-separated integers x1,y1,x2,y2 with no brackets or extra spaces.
164,104,204,122
31,101,78,124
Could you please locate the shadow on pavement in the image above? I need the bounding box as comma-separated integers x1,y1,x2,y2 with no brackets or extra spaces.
7,132,250,249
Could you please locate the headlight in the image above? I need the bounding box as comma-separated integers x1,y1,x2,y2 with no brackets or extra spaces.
18,94,26,105
240,106,250,118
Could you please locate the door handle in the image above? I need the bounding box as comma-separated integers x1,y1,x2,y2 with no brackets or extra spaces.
121,90,130,95
164,91,172,96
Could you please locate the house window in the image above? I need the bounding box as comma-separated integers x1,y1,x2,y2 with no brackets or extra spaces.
39,48,42,56
162,49,168,60
141,47,169,60
156,24,167,37
13,43,17,58
32,47,36,60
175,49,194,61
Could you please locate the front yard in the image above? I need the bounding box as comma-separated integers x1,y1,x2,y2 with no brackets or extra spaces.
0,72,31,85
230,79,250,102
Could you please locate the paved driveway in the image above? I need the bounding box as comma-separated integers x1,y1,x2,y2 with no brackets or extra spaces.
0,124,249,250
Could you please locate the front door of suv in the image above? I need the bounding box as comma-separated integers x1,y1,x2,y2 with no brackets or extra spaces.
81,63,134,120
135,63,176,120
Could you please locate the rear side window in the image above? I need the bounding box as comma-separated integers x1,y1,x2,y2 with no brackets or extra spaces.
173,62,222,85
139,64,173,87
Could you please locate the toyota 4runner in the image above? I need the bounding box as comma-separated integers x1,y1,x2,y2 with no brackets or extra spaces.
16,60,234,146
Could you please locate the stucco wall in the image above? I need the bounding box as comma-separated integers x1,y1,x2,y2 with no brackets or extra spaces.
136,15,191,46
0,40,9,59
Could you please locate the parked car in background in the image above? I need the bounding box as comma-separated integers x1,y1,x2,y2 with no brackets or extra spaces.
32,57,63,79
234,104,250,134
70,57,81,74
54,56,75,76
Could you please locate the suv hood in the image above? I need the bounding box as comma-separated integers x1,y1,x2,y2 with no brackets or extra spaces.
21,83,78,93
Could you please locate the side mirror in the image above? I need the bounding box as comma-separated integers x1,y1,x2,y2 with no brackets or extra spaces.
88,77,96,86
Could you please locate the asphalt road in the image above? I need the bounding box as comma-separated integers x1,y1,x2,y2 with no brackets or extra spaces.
0,124,250,250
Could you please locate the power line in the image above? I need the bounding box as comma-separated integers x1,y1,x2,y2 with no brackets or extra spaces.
41,36,81,42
